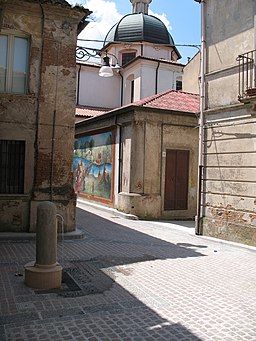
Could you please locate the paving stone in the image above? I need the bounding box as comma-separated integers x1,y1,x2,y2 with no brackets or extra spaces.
1,205,256,340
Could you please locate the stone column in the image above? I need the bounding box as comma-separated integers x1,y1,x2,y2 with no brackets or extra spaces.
24,201,62,289
36,201,57,266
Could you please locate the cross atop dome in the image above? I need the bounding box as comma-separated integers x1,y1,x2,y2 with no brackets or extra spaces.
130,0,152,14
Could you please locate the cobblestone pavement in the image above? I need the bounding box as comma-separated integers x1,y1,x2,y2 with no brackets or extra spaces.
0,202,256,341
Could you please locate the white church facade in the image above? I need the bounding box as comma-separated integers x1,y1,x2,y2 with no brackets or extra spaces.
74,0,200,221
76,0,184,120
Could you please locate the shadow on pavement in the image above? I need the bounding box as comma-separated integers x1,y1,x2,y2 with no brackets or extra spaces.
0,206,206,340
75,207,206,262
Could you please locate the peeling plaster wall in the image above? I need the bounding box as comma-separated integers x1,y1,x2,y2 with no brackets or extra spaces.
0,0,89,232
202,0,256,245
203,108,256,245
118,109,198,220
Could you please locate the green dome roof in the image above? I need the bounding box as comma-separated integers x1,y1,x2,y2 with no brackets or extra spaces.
104,13,175,46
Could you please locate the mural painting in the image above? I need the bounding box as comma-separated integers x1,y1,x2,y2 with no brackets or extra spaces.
74,131,114,202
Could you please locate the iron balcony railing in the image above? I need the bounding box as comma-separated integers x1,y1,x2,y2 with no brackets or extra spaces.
237,49,256,100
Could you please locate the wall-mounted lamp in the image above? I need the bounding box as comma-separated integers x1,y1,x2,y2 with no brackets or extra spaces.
99,52,121,77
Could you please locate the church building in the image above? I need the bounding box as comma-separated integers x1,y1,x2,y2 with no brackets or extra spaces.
76,0,184,121
74,0,200,220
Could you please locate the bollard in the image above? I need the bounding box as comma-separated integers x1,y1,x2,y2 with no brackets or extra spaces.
36,201,57,266
24,201,62,289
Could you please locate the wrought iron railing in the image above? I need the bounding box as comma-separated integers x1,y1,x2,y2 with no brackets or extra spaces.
237,49,256,100
76,45,100,62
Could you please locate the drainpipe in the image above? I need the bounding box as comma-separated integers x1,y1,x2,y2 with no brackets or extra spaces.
33,2,45,198
76,64,82,105
195,0,206,235
50,42,60,201
155,61,160,94
119,71,123,106
114,114,122,195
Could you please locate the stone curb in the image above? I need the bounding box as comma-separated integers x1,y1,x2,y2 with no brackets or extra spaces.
77,198,139,220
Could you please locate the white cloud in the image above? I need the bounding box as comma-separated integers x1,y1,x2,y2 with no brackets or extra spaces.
67,0,122,51
148,9,172,32
68,0,172,53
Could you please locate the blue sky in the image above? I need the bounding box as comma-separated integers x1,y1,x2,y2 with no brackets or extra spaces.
68,0,201,64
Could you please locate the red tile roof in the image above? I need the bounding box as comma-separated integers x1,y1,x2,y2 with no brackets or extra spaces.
134,89,199,113
76,90,199,124
76,106,112,118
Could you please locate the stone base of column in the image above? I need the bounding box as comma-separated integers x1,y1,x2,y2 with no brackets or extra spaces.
24,261,62,289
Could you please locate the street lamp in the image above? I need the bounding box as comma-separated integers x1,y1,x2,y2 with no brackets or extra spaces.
99,52,120,77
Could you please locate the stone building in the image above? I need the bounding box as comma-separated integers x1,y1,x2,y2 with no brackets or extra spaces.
75,90,199,220
184,0,256,245
0,0,91,232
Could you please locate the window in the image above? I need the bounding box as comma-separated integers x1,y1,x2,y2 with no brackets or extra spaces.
0,140,25,194
176,80,182,91
0,32,29,94
131,79,134,103
122,52,136,66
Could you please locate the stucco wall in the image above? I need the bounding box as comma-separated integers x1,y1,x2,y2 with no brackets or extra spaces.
205,0,255,108
77,64,121,108
182,52,200,94
203,107,256,245
121,59,183,106
201,0,256,245
118,109,198,219
0,0,87,232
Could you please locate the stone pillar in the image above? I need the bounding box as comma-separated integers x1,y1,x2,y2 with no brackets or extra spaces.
24,201,62,289
36,201,57,266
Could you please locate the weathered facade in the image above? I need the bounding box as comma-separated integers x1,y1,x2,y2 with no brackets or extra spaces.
75,90,199,220
186,0,256,245
0,0,90,232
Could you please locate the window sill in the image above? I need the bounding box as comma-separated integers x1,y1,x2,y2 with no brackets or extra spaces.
0,194,30,200
0,93,36,100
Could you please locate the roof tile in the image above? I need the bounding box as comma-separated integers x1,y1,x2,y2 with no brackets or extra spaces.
76,106,112,118
134,89,199,113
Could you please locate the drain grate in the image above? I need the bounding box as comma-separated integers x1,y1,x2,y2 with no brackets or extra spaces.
35,262,114,297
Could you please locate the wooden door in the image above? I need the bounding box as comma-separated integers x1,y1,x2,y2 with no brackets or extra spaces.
164,149,189,210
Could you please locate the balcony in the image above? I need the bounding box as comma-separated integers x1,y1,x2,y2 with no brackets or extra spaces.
237,49,256,101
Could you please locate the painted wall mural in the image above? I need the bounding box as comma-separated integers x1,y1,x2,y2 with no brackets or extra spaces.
74,131,114,202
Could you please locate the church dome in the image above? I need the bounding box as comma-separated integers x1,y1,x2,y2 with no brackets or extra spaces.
104,13,175,46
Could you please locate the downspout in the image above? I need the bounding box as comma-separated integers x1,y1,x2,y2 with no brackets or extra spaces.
195,0,206,235
114,115,122,196
155,61,160,94
33,2,45,198
117,123,122,194
50,42,60,201
76,64,82,105
119,71,123,106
